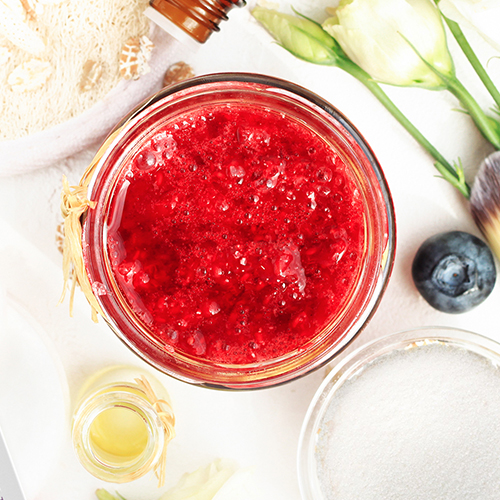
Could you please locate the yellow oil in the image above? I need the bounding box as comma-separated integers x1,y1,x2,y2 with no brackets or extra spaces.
89,406,149,465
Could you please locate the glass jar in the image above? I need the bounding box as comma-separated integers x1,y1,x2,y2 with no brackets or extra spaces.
71,73,395,389
144,0,245,46
72,365,174,483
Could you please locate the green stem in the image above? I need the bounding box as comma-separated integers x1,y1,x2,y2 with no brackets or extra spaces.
443,73,500,149
441,13,500,111
337,57,471,198
400,25,500,150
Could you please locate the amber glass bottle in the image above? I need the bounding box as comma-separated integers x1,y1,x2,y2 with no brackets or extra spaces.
146,0,246,44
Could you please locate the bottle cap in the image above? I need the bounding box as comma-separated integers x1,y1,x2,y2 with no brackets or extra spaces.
144,6,201,51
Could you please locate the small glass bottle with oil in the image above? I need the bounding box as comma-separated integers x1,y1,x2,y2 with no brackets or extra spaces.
72,366,175,484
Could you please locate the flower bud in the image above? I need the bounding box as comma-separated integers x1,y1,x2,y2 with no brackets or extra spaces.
252,6,338,65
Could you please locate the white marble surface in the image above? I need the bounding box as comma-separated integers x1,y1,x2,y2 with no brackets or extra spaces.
1,1,500,499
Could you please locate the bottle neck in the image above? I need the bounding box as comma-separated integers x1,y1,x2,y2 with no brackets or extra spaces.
72,389,165,483
148,0,246,43
71,368,175,485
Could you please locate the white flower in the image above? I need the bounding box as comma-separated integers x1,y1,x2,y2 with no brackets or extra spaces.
323,0,454,88
96,459,255,500
438,0,500,52
160,458,240,500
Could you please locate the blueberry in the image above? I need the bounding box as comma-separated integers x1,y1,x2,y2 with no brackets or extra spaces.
412,231,496,313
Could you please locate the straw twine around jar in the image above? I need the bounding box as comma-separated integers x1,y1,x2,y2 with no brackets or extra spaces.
59,129,123,321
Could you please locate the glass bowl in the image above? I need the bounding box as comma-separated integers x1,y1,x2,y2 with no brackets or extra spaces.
298,327,500,499
81,73,395,389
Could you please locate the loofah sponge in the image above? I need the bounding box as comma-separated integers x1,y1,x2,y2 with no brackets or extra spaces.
0,0,177,174
0,0,156,140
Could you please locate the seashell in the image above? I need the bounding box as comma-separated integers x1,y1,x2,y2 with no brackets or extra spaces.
8,58,51,92
119,37,140,80
79,59,102,92
0,0,45,54
163,61,195,87
119,35,154,80
139,34,154,59
0,46,12,65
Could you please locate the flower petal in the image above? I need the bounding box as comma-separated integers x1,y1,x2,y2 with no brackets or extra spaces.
325,0,453,88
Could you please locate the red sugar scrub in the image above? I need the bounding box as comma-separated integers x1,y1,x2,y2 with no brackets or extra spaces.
109,105,363,364
82,74,395,389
